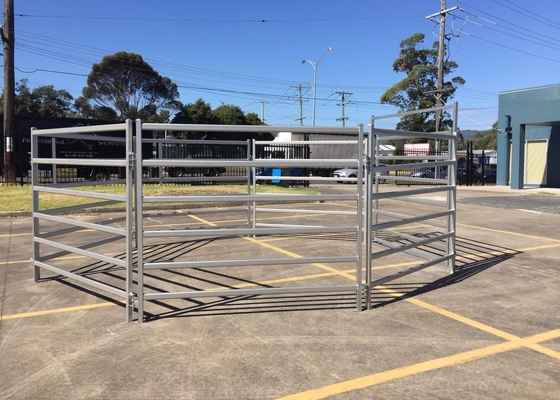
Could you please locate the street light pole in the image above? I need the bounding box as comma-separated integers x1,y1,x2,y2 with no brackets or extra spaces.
302,47,333,127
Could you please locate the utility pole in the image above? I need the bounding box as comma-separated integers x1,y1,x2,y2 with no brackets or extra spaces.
335,91,352,127
2,0,16,185
436,0,445,134
255,98,268,124
293,84,308,126
426,0,457,134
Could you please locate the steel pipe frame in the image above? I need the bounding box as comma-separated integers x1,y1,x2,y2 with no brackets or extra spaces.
31,120,135,322
135,121,366,322
30,113,458,323
365,104,458,309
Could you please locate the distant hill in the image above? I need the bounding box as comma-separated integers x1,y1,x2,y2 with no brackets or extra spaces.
461,129,477,141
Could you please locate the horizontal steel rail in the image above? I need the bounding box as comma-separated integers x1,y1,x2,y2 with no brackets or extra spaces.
143,284,359,301
370,186,453,200
369,255,454,288
142,122,359,135
377,155,451,162
39,200,122,215
31,123,128,136
34,212,127,237
144,255,357,270
372,210,453,231
34,185,126,202
369,104,457,121
143,225,358,238
143,138,249,145
37,215,127,239
255,207,357,216
34,260,127,298
37,235,123,263
34,236,127,267
375,161,453,172
48,180,126,189
392,196,449,208
373,210,447,229
142,158,359,168
371,128,455,141
256,140,360,145
142,193,357,203
372,232,454,260
33,158,127,167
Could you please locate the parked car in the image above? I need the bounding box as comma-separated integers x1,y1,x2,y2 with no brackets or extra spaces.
332,167,359,183
482,169,496,183
166,166,226,178
332,165,389,184
457,168,481,185
409,167,448,179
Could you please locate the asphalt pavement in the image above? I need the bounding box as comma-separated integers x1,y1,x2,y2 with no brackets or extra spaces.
1,184,559,399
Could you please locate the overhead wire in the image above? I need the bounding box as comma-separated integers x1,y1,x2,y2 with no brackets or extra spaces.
12,4,558,125
489,0,560,31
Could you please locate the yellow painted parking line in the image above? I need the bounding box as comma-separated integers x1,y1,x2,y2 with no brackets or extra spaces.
377,286,560,360
518,243,560,252
189,214,357,281
1,302,116,320
189,215,560,359
5,212,560,400
455,242,560,262
1,259,32,266
458,222,560,243
0,232,30,238
243,236,357,281
277,328,560,400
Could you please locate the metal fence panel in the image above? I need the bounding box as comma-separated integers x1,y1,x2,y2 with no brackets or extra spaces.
364,104,457,309
29,108,457,323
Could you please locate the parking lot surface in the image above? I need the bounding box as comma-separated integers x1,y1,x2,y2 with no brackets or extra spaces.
1,185,559,399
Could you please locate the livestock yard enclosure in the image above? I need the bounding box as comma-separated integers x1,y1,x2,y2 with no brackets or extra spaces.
30,105,458,322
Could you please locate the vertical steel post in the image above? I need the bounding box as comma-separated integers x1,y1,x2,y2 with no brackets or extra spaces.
355,124,364,311
31,127,40,282
251,139,257,232
365,121,374,310
125,119,134,322
447,103,458,273
51,138,57,184
135,119,145,322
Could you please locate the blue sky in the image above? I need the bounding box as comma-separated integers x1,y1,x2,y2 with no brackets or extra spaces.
9,0,560,130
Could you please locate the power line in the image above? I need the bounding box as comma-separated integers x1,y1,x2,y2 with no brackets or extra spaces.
16,13,424,23
15,67,87,77
455,0,560,44
490,0,560,31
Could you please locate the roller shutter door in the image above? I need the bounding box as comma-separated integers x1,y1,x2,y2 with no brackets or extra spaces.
524,140,547,185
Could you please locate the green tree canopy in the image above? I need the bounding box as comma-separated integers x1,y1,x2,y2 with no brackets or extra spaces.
212,104,247,126
170,99,214,139
169,100,272,140
212,104,272,140
473,122,498,150
380,33,465,133
78,51,179,121
72,96,118,120
0,79,74,118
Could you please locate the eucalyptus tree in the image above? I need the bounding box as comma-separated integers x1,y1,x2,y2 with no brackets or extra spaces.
78,51,179,121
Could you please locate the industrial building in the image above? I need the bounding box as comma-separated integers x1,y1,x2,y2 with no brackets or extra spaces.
498,84,560,189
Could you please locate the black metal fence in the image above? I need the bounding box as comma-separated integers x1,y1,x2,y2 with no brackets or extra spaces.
1,117,313,186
